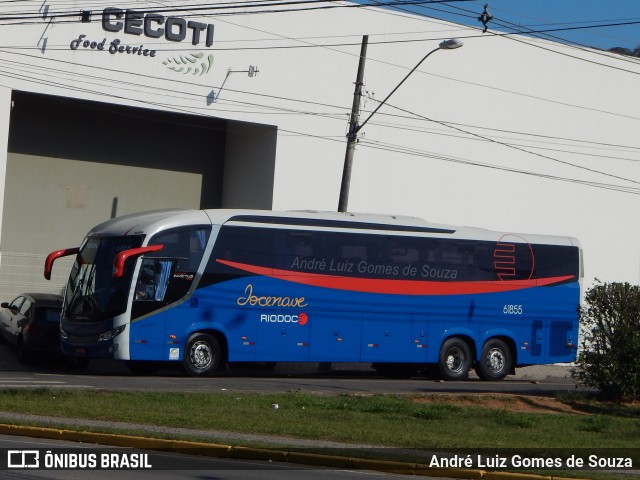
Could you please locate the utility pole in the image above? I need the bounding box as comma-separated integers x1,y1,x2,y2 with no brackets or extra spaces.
338,35,368,213
336,37,463,213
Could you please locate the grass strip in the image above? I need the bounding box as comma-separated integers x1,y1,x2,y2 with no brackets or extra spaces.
0,388,638,449
0,388,638,479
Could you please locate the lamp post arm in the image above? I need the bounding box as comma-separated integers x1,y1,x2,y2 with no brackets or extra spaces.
354,45,440,134
337,38,461,212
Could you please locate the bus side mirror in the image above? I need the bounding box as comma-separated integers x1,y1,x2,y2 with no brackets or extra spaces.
44,248,80,280
113,245,164,278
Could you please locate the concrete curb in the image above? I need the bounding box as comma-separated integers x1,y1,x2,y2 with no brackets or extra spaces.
0,423,587,480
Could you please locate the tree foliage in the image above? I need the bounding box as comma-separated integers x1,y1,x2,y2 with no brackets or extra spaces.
608,45,640,57
572,281,640,402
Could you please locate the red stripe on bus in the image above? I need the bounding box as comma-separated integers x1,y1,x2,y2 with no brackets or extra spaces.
215,259,574,296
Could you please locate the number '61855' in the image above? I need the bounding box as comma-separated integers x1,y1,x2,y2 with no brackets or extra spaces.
503,304,523,315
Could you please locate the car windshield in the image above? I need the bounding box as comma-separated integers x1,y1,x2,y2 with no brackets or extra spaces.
64,236,143,322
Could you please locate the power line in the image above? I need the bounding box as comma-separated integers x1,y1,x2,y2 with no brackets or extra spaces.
358,137,640,195
1,41,636,154
469,1,640,48
362,117,640,164
423,1,640,70
0,0,474,23
1,5,638,193
4,47,636,186
277,126,640,195
360,99,640,188
363,0,640,78
3,57,638,197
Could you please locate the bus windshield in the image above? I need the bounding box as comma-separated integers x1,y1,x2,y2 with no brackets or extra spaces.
64,236,143,322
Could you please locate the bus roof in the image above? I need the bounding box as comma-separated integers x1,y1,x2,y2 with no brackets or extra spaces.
86,208,579,248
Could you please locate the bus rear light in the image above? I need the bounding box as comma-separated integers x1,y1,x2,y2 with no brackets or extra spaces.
98,324,126,342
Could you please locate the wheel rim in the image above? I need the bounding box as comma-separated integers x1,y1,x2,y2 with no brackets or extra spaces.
190,340,213,370
486,347,505,374
445,347,465,374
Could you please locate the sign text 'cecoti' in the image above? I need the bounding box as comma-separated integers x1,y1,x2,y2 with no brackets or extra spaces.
101,8,215,47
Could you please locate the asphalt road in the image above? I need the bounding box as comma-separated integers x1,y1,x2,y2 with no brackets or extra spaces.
0,342,585,395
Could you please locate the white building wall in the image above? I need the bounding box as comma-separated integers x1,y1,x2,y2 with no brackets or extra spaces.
222,122,277,208
0,86,11,295
0,2,639,288
0,87,10,248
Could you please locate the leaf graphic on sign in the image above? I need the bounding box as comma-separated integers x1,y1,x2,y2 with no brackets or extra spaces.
163,53,214,76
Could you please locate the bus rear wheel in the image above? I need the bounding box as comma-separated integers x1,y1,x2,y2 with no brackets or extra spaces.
437,338,471,381
183,333,221,377
475,339,512,381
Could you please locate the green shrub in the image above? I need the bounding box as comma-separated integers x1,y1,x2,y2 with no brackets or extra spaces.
572,281,640,402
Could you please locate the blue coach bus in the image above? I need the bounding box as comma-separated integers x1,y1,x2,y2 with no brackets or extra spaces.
45,209,582,380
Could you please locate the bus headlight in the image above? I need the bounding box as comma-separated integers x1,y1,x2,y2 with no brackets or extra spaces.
98,325,126,342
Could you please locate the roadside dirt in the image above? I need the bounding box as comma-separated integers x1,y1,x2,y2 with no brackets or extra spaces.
413,393,589,415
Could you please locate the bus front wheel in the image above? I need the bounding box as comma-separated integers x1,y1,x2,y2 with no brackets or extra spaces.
183,333,221,377
475,339,512,381
437,338,471,381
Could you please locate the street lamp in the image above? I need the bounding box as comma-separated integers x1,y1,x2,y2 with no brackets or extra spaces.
337,38,464,213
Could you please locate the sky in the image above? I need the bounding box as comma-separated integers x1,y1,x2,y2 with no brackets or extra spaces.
412,0,640,51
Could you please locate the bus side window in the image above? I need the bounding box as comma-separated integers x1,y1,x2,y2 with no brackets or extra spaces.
135,260,157,301
149,227,210,274
289,233,313,257
187,232,205,270
134,259,173,302
342,245,367,261
210,226,269,274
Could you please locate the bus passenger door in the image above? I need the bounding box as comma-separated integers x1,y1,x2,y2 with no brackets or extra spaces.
129,259,175,360
308,312,362,362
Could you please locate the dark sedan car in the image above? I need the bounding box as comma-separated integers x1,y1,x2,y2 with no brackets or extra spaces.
0,293,63,361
